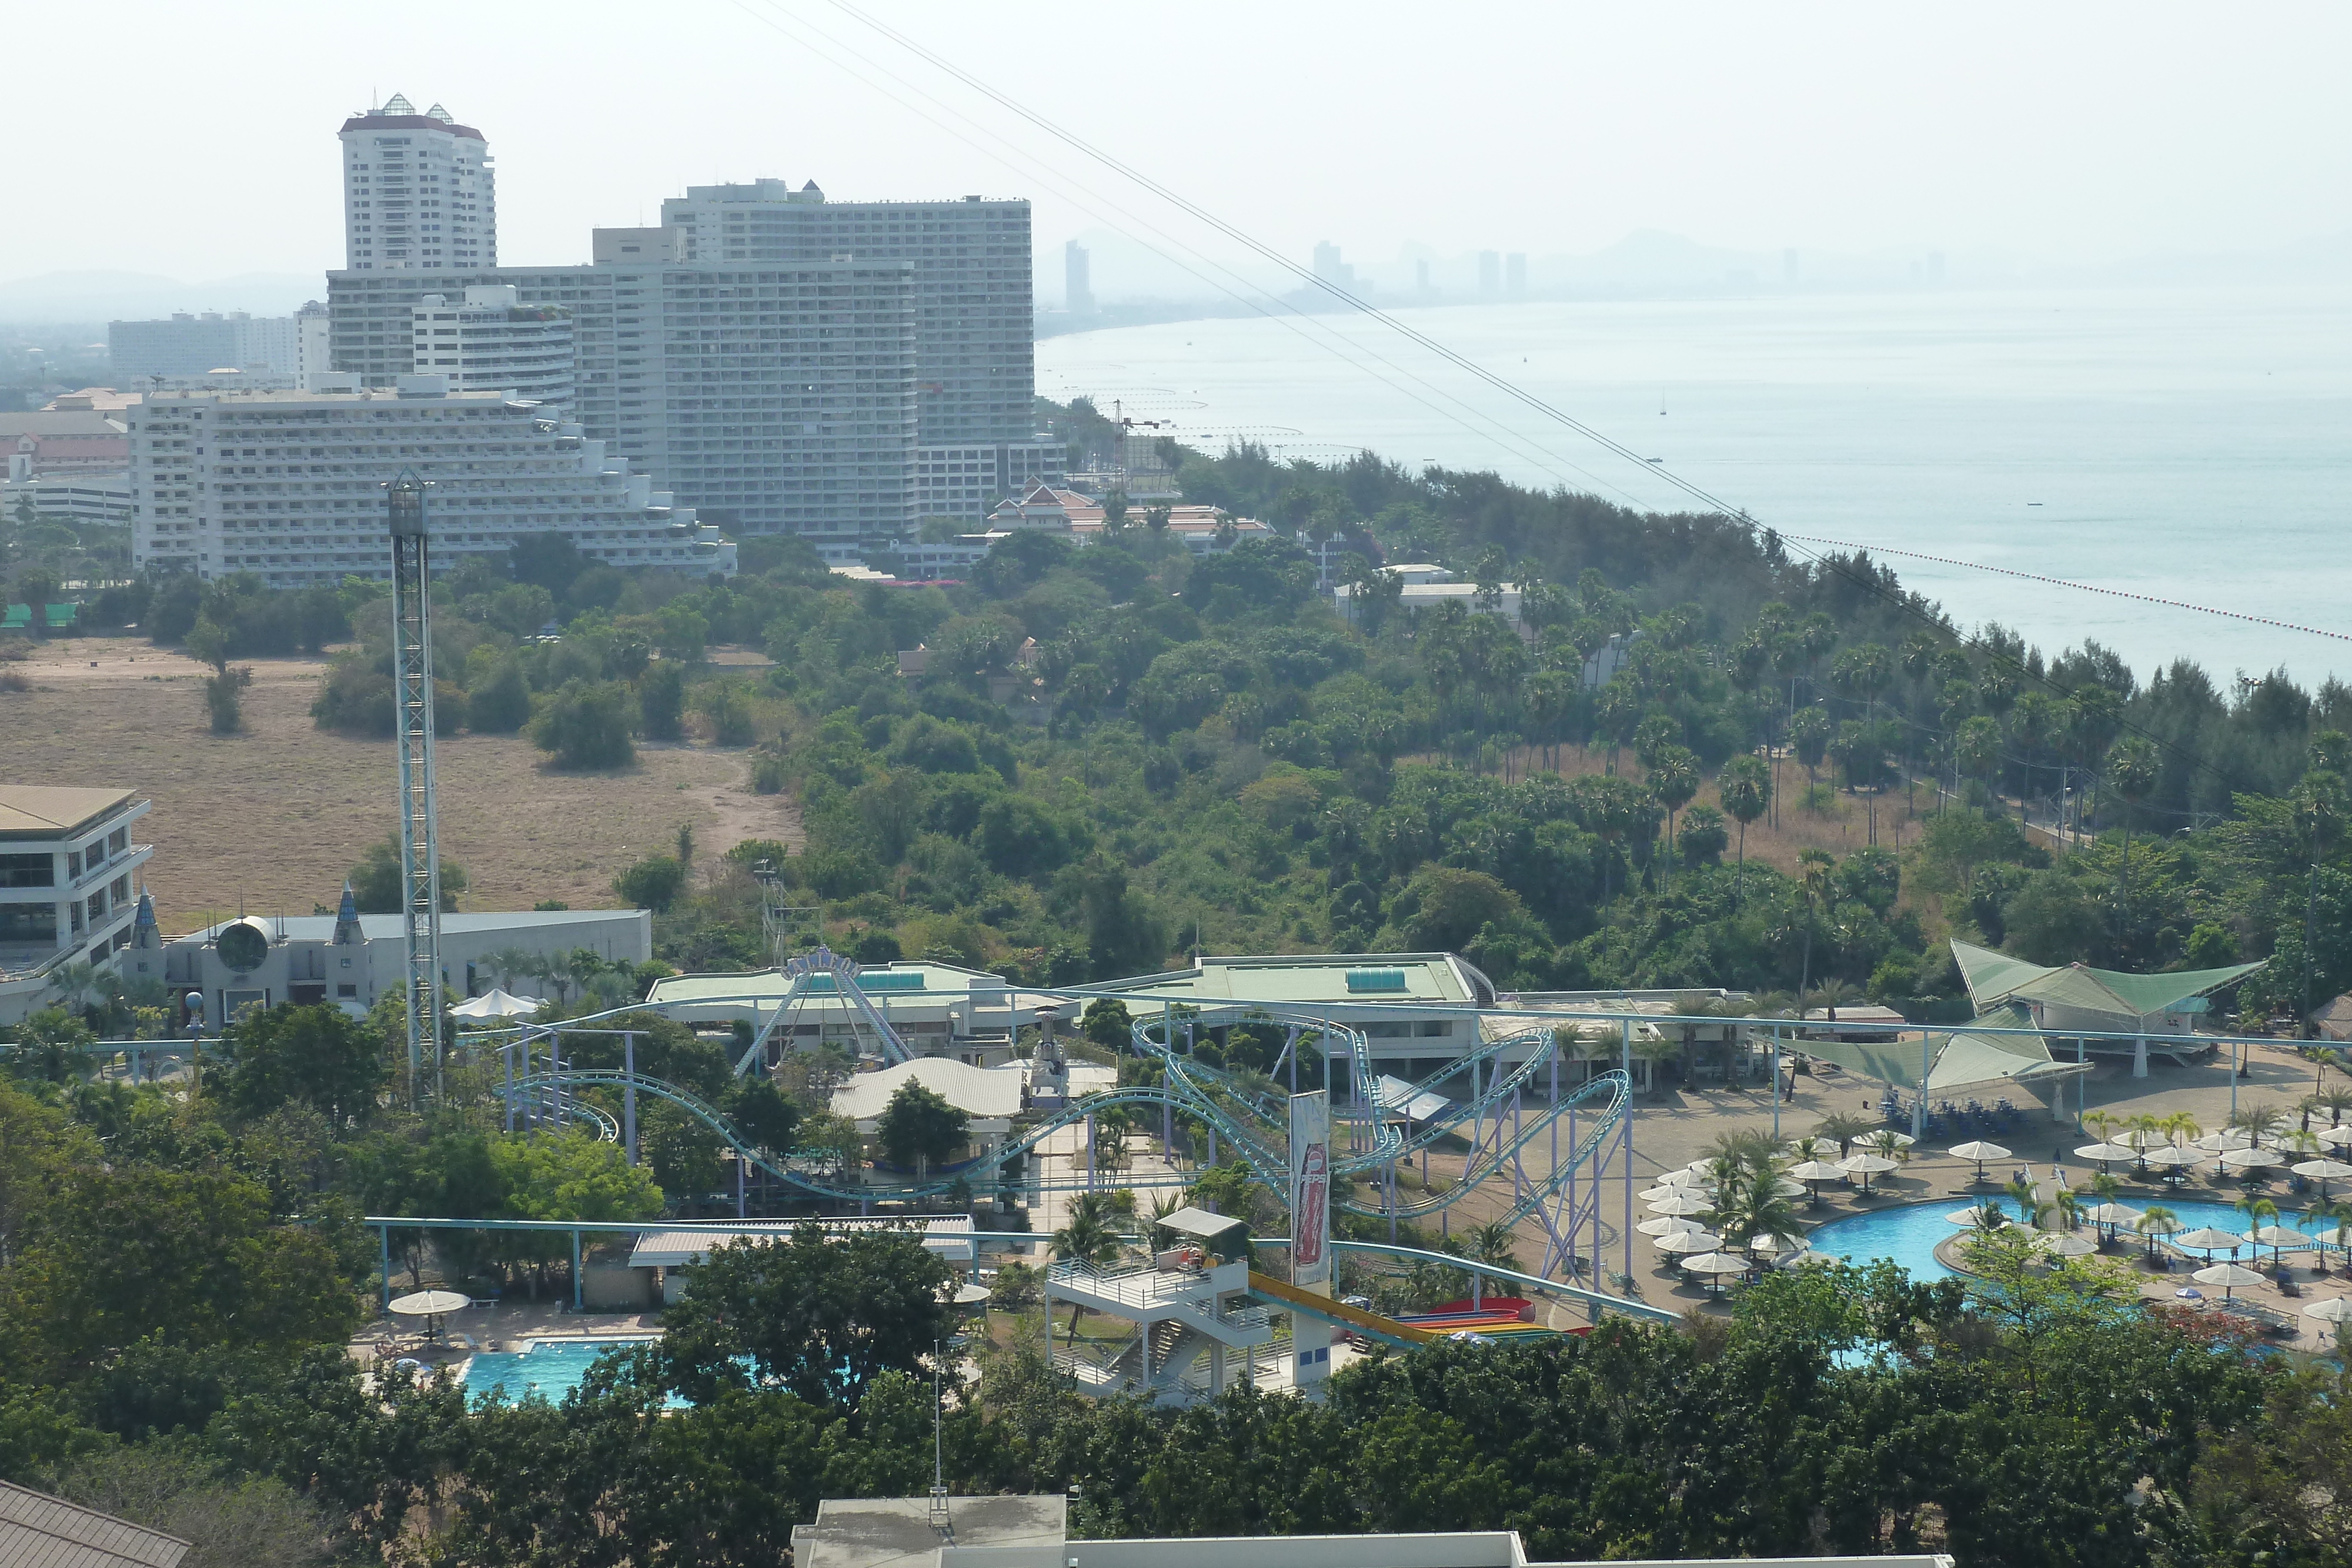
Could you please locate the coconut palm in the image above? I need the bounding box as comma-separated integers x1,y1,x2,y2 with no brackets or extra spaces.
2005,1176,2049,1231
2136,1206,2182,1263
1816,1111,1875,1159
2050,1187,2084,1232
2227,1103,2287,1148
2161,1111,2203,1147
1629,1032,1682,1095
1863,1129,1913,1165
1050,1192,1124,1342
1465,1221,1522,1275
2317,1085,2352,1126
2083,1109,2117,1144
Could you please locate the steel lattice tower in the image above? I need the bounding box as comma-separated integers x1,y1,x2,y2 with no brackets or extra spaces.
385,472,443,1105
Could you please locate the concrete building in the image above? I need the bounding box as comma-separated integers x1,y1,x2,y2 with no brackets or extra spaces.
916,438,1065,524
128,379,733,588
327,259,918,546
645,960,1021,1065
412,285,572,405
339,93,495,271
295,299,332,389
1065,238,1094,315
1479,249,1501,297
2,465,132,526
789,1495,1952,1568
0,787,152,1026
1097,952,1499,1082
108,311,308,379
142,897,648,1029
657,179,1031,447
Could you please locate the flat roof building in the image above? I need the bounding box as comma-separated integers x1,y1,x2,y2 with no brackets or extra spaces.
0,786,152,1025
145,898,649,1030
646,960,1020,1065
412,285,572,406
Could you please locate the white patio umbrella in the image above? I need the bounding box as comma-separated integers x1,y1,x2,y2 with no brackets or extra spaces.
2291,1158,2352,1198
1948,1204,2009,1227
1948,1140,2011,1181
1636,1215,1709,1237
386,1288,472,1342
449,988,547,1020
2036,1231,2099,1258
2171,1226,2251,1256
1838,1152,1900,1193
2195,1128,2256,1151
2119,1128,2168,1150
1646,1192,1714,1217
1785,1159,1845,1205
1680,1252,1751,1292
2074,1142,2137,1167
2249,1225,2313,1268
1639,1186,1686,1203
2318,1124,2352,1148
1765,1177,1809,1200
2191,1262,2267,1301
1863,1132,1918,1151
2141,1146,2200,1174
1745,1232,1808,1256
2085,1202,2143,1245
1655,1229,1722,1253
2220,1148,2282,1173
2301,1295,2352,1328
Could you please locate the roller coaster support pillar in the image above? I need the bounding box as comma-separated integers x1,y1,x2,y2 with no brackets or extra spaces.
1161,1064,1173,1158
572,1231,583,1312
380,1226,393,1314
736,1154,746,1218
1770,1027,1780,1142
624,1034,638,1165
503,1044,514,1132
1207,1125,1217,1168
1915,1033,1931,1138
1084,1113,1096,1191
1622,1020,1635,1286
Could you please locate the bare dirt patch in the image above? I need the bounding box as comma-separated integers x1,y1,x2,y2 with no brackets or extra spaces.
2,636,799,927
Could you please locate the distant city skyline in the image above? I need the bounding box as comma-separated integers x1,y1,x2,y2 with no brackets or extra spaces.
3,2,2346,290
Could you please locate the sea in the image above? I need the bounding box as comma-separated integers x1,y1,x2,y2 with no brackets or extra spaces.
1037,286,2352,687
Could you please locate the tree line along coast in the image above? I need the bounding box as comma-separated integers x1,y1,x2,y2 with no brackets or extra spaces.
5,400,2352,1564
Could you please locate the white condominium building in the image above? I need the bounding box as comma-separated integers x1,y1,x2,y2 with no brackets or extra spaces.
0,787,152,1026
412,285,572,406
340,93,495,271
128,377,733,589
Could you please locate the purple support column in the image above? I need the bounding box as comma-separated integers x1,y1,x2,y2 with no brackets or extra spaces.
503,1044,515,1132
736,1152,746,1218
623,1032,637,1166
1621,1019,1634,1288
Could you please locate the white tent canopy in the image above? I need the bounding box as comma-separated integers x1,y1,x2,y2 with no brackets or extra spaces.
450,988,547,1019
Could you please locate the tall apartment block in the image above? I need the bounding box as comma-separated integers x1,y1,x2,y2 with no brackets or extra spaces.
340,94,495,271
413,285,572,406
110,312,307,379
327,260,918,544
128,378,732,588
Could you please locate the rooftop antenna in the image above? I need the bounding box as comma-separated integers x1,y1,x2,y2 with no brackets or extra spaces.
927,1340,953,1539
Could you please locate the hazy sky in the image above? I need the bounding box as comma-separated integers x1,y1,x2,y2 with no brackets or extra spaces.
7,2,2348,283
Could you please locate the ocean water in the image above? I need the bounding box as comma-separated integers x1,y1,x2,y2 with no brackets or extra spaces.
1038,287,2352,684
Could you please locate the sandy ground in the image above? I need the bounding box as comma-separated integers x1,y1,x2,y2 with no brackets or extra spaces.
1,636,799,925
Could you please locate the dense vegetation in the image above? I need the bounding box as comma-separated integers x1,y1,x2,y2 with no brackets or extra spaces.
3,1051,2345,1568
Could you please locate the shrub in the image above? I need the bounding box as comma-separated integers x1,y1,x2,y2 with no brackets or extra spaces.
614,855,689,911
529,679,635,769
469,657,533,734
202,667,252,734
750,751,787,794
637,660,685,741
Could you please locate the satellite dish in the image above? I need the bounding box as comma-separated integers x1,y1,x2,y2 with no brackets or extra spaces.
216,918,269,974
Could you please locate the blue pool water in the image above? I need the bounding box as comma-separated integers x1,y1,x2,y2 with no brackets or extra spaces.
1806,1198,2331,1282
461,1336,659,1406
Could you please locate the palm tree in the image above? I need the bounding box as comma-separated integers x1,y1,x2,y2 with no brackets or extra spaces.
1465,1221,1522,1275
2051,1187,2085,1233
2104,735,2159,908
1630,1032,1682,1095
2317,1085,2352,1126
1863,1128,1913,1166
1716,755,1770,901
1050,1192,1124,1342
2321,1198,2352,1278
2005,1175,2049,1231
1793,850,1833,1001
2227,1103,2287,1148
2136,1205,2181,1263
2083,1109,2117,1145
1816,1111,1875,1159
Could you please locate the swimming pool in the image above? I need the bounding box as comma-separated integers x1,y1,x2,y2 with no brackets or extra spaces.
1805,1197,2337,1282
461,1336,659,1406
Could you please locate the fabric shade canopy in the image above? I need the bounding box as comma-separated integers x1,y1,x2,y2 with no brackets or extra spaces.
449,988,547,1019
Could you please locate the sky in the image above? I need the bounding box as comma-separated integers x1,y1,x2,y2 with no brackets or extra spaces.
5,2,2349,288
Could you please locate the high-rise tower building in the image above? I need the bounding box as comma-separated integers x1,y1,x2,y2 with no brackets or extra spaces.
411,285,572,406
339,94,496,272
1065,240,1094,316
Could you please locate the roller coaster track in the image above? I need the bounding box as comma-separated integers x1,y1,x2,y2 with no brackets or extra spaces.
504,1005,1630,1232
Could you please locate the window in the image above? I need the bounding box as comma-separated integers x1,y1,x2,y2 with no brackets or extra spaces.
0,854,53,889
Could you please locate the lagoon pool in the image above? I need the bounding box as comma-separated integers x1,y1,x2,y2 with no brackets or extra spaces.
460,1336,658,1406
1805,1198,2331,1282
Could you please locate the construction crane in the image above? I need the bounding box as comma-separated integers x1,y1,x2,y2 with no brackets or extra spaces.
383,470,443,1107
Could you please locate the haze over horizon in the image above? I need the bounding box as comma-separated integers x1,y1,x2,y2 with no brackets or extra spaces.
4,1,2347,306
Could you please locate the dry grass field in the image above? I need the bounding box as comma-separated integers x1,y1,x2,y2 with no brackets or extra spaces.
1,637,800,929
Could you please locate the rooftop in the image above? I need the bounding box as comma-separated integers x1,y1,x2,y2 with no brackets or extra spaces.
832,1057,1027,1123
1951,939,2263,1019
1097,952,1494,1009
647,962,1007,1009
629,1216,974,1269
794,1495,1064,1568
0,1479,190,1568
0,786,141,839
165,908,643,943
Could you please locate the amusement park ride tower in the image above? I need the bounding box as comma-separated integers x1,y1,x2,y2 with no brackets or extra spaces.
385,471,443,1105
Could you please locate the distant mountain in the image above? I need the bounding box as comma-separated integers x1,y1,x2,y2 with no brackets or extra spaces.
0,269,325,325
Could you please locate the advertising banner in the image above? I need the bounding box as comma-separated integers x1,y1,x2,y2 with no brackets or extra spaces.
1288,1089,1331,1295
